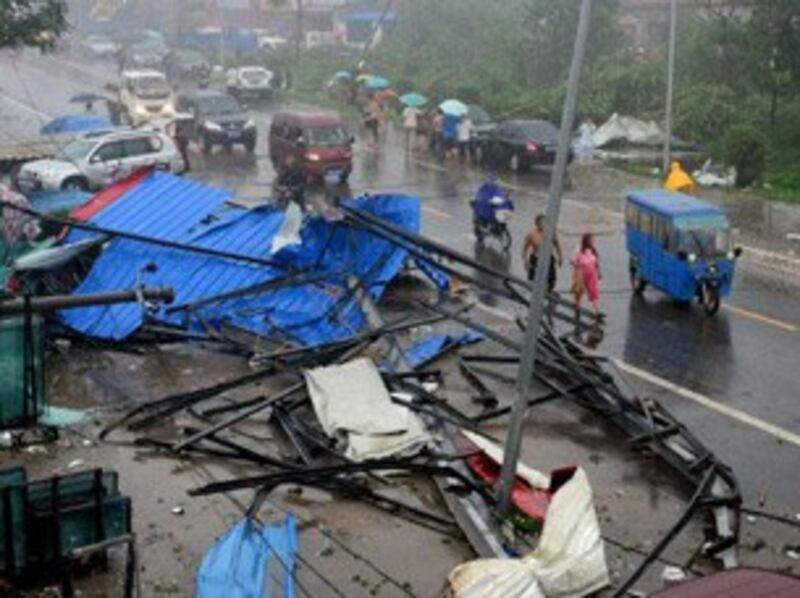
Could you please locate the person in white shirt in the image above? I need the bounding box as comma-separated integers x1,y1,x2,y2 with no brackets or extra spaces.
402,105,420,151
457,115,473,163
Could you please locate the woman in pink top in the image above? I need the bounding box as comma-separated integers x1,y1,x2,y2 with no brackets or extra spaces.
571,233,601,315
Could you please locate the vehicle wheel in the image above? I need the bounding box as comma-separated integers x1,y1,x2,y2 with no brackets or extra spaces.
630,266,647,295
338,170,350,184
701,283,720,316
244,139,256,153
61,177,89,191
509,153,520,172
202,135,213,154
500,227,512,251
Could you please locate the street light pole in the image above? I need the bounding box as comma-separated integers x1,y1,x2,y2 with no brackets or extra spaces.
497,0,594,516
662,0,677,176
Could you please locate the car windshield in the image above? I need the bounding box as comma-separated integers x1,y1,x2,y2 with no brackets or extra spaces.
306,126,347,147
197,95,242,117
241,68,269,83
56,139,96,162
133,76,169,98
674,216,731,257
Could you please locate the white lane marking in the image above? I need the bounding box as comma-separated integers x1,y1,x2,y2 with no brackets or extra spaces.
473,302,800,447
0,89,50,119
723,304,799,333
422,205,453,220
613,359,800,449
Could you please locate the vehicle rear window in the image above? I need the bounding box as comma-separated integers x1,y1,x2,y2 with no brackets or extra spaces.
305,126,347,147
516,121,558,142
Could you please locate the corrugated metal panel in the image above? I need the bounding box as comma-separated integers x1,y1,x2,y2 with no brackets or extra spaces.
60,180,425,346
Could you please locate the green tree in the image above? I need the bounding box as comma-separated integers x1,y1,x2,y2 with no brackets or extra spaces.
0,0,67,50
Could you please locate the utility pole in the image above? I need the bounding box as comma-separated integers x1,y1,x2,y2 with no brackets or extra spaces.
295,0,304,59
662,0,677,176
497,0,594,516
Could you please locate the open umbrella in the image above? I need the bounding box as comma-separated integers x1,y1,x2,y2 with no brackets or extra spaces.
40,114,111,135
362,75,390,90
439,99,468,117
373,88,398,104
400,92,428,107
69,92,109,104
333,70,352,80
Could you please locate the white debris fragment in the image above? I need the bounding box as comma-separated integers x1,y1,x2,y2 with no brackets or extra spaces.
661,566,686,587
67,459,85,469
746,515,758,524
172,506,185,516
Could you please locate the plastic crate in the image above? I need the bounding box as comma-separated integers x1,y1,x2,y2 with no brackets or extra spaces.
0,467,130,576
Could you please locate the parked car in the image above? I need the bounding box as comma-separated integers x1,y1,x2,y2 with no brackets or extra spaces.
79,34,118,59
269,111,353,183
177,90,256,153
16,130,185,192
226,66,274,99
118,69,176,125
474,119,569,172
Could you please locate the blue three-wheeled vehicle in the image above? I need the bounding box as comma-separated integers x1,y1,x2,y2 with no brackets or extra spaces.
625,189,741,316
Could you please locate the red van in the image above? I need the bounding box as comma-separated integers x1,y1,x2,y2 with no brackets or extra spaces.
268,111,353,183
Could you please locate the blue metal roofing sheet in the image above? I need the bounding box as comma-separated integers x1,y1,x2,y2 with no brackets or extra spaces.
626,189,724,219
60,179,431,346
66,171,232,244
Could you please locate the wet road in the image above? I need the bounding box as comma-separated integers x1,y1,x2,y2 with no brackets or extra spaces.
2,50,799,572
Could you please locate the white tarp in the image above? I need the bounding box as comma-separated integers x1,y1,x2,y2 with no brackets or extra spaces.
449,438,609,598
270,202,303,254
304,358,431,461
591,112,665,149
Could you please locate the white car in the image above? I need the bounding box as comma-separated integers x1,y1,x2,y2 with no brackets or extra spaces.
16,130,186,192
226,66,274,99
119,69,176,125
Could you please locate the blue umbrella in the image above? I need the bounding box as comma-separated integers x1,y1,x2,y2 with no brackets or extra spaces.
363,75,390,90
400,92,428,107
40,114,111,135
439,99,468,116
333,70,352,80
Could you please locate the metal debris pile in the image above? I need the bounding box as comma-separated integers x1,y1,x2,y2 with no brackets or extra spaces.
0,171,744,596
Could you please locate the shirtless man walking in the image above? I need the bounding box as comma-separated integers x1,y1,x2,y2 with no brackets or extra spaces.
522,214,562,293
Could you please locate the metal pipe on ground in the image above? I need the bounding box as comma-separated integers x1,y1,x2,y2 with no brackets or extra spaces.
0,287,174,315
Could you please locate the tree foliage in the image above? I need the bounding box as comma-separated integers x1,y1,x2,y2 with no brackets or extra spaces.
0,0,68,50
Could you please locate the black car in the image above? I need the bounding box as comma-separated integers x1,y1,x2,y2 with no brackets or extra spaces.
167,50,210,83
177,90,257,153
474,119,569,172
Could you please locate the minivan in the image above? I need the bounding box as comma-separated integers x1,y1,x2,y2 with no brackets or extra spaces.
268,111,353,183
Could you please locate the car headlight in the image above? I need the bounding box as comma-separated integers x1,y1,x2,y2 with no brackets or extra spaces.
134,104,148,116
203,121,222,132
244,119,255,129
306,152,321,162
688,253,697,263
162,103,175,115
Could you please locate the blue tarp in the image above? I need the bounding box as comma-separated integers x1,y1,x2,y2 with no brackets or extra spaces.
40,114,111,135
404,331,484,368
60,172,443,344
197,516,297,598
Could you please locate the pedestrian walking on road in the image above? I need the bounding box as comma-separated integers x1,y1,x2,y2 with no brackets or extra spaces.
402,104,420,152
441,112,459,161
522,214,562,293
571,233,602,318
363,97,382,149
457,115,473,163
